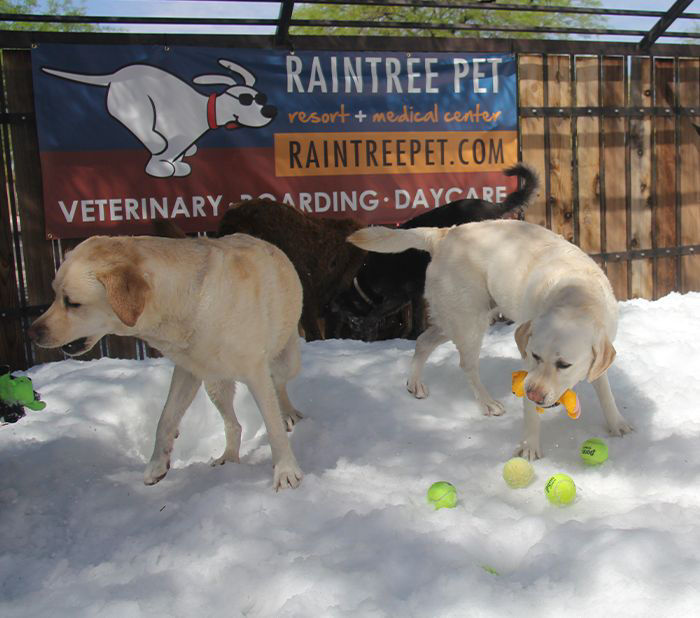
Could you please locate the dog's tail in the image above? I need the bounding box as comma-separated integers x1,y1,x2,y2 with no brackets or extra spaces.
501,163,539,212
347,226,446,256
41,67,115,87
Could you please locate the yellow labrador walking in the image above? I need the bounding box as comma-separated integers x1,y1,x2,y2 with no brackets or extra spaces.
349,219,633,458
29,234,304,489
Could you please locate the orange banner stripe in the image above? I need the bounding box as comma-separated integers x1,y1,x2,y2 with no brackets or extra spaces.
274,131,517,177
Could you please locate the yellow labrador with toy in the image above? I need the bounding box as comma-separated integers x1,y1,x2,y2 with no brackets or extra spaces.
349,219,633,459
28,233,305,489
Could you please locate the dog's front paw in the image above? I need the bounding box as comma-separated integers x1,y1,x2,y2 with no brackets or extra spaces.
144,458,170,485
282,409,304,431
514,441,542,461
407,379,429,399
273,457,303,491
480,398,505,416
608,419,634,437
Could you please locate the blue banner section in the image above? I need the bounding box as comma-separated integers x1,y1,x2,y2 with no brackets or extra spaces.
33,45,516,150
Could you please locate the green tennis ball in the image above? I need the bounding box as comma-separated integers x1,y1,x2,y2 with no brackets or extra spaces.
427,481,457,510
502,457,534,488
545,473,576,506
580,438,608,465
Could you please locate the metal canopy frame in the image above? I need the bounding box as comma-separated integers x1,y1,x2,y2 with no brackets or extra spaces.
639,0,696,50
0,0,698,50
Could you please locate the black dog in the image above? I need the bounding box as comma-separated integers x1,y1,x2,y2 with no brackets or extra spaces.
327,163,538,341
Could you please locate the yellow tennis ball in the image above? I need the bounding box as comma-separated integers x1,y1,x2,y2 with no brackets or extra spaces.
580,438,608,465
544,473,576,506
502,457,534,488
427,481,457,509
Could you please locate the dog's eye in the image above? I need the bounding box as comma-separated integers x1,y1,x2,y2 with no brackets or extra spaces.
64,296,81,309
254,93,267,105
556,360,572,370
532,353,542,363
238,93,253,106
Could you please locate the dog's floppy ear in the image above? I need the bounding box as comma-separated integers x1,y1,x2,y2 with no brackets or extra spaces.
96,266,149,327
587,334,616,382
514,321,532,359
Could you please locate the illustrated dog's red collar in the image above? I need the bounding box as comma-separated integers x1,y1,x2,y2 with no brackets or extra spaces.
207,93,239,130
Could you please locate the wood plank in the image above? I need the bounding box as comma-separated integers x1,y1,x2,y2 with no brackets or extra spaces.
575,56,601,254
628,57,653,299
518,54,547,228
4,50,62,365
654,59,678,299
678,57,700,293
0,161,27,368
602,56,628,300
0,51,27,369
547,55,573,242
106,335,141,359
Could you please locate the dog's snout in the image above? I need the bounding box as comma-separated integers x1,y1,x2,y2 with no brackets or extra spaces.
27,322,46,343
261,105,277,119
526,387,546,406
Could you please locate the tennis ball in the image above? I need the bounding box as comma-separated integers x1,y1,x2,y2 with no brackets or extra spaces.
544,473,576,506
502,457,534,488
427,481,457,509
580,438,608,465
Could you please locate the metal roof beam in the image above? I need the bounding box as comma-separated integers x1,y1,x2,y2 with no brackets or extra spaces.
639,0,694,50
275,1,295,46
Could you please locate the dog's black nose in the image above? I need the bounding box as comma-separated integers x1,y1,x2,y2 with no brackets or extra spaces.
262,105,277,119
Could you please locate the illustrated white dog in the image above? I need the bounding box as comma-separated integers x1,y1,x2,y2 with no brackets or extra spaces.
42,59,277,178
349,220,633,458
28,234,304,489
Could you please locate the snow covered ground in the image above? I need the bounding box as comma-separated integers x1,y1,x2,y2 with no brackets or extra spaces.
2,292,699,617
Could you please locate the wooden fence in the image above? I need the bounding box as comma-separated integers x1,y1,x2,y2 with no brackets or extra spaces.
2,39,699,370
518,53,700,302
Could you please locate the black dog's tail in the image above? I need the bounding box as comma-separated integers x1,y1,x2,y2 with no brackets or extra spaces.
501,163,539,213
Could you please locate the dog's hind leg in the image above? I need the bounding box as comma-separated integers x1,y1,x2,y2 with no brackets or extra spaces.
407,324,449,399
204,379,242,466
429,279,504,415
150,137,195,177
592,372,634,436
270,334,304,431
245,360,303,490
449,313,505,417
409,296,427,339
107,90,167,155
144,365,201,485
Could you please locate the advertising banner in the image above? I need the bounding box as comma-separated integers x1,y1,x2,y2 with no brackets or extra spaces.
31,44,517,238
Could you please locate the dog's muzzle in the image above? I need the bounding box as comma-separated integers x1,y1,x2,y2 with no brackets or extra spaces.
262,105,277,119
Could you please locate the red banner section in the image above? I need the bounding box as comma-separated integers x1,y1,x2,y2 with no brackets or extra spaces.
41,148,517,237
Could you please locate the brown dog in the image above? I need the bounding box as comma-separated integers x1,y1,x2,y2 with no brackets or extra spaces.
216,199,366,340
28,234,305,489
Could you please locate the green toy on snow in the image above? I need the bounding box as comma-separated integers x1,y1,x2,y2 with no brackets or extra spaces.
0,365,46,425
